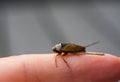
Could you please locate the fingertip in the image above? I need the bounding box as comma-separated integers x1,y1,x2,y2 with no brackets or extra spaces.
0,53,120,82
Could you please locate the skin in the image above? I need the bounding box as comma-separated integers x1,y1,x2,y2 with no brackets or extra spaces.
0,53,120,82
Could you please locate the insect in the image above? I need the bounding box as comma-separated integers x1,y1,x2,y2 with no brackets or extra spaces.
52,41,104,68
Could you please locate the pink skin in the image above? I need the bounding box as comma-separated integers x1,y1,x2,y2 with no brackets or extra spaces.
0,53,119,82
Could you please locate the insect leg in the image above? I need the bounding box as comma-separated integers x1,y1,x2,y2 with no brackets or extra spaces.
85,41,99,47
86,52,104,56
55,54,59,67
61,55,70,68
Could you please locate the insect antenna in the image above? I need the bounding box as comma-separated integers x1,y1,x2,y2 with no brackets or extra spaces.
85,41,99,48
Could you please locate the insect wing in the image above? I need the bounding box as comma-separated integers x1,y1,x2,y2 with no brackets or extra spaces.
61,43,84,52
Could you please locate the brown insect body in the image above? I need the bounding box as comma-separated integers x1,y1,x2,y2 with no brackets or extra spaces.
52,41,100,68
60,43,86,54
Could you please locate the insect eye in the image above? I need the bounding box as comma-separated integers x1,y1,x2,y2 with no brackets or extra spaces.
55,43,62,51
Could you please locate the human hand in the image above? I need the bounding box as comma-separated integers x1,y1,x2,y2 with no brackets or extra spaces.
0,53,120,82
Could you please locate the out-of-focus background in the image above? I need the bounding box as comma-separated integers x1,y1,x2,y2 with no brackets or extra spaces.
0,1,120,57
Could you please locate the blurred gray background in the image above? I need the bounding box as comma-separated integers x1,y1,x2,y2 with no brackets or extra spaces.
0,1,120,56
